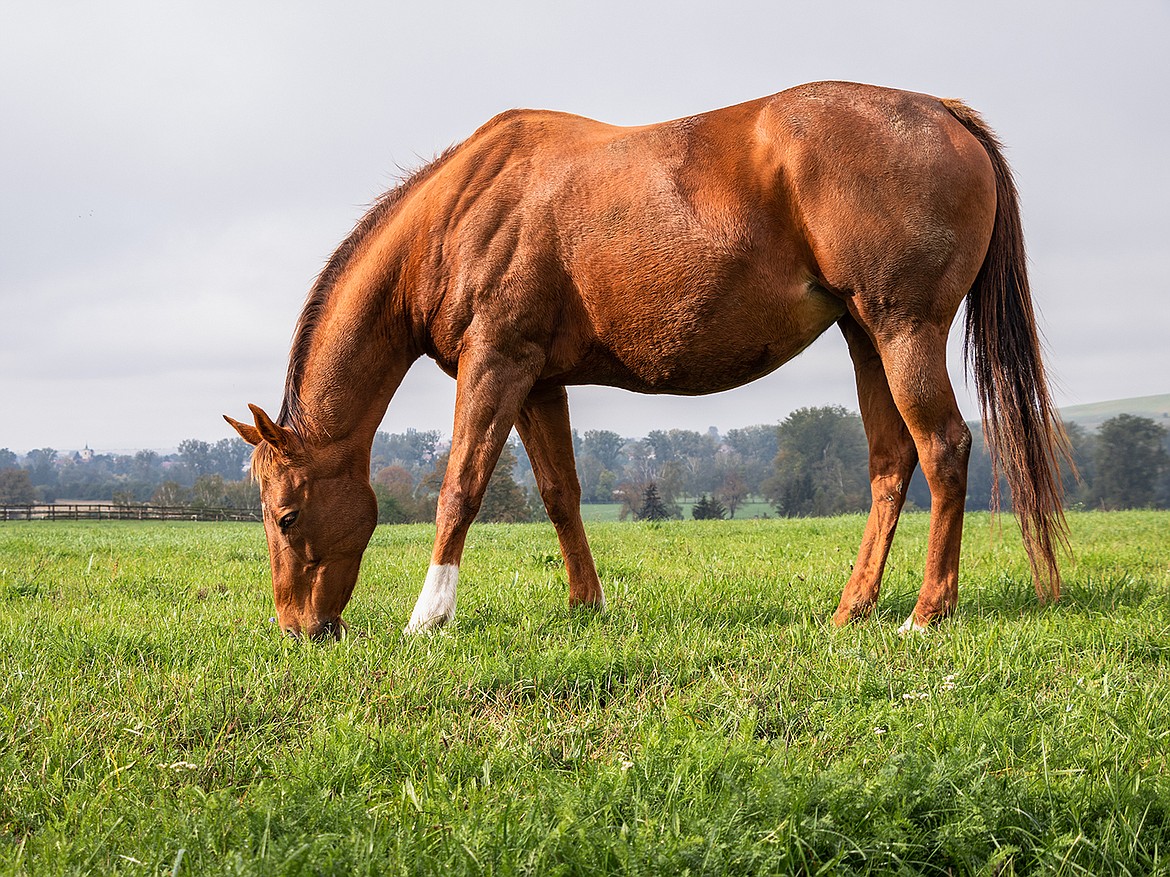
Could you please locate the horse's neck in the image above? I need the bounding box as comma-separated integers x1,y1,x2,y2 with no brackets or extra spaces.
292,260,417,449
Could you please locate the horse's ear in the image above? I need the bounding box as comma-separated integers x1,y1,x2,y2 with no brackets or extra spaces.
247,403,291,450
223,413,263,446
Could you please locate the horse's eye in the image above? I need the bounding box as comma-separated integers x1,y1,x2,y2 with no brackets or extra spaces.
278,511,299,532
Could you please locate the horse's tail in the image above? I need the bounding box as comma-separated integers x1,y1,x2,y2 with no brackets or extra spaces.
943,98,1072,601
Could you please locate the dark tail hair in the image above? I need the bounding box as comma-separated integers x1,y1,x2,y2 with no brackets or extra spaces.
943,99,1071,601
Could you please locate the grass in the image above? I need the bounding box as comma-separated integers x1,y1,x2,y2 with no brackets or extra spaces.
0,511,1168,875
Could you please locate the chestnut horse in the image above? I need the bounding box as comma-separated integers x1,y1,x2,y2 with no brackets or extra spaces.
226,81,1068,640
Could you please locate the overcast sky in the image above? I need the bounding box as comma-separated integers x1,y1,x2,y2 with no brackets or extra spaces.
2,0,1167,452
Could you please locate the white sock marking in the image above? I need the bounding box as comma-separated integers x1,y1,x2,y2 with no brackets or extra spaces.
897,613,928,635
404,564,458,634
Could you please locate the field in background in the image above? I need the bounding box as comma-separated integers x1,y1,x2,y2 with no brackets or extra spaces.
1,512,1168,874
1059,392,1170,431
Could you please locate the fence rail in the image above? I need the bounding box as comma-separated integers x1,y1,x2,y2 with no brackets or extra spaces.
0,503,262,523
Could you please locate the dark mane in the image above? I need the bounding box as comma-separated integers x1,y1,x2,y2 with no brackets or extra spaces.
278,144,462,432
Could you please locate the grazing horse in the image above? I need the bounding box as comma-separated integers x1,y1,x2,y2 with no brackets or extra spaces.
226,81,1068,640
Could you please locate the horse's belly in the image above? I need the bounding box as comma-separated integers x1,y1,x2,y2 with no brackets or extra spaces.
564,282,846,394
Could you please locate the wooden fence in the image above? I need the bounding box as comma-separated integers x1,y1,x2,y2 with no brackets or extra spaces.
0,503,262,523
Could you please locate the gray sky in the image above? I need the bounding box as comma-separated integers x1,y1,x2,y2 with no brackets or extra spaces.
2,0,1167,452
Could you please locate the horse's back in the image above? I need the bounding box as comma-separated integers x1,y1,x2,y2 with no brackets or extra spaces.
414,83,996,391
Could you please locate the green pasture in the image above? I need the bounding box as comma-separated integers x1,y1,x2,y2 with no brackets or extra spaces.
1,512,1168,875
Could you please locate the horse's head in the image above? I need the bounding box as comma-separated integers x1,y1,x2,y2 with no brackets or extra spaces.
224,404,377,640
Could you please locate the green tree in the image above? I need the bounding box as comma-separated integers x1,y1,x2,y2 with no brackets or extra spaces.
765,406,869,517
151,481,190,507
478,443,533,523
222,479,260,509
369,429,441,479
191,475,228,509
637,482,673,521
131,449,161,482
372,464,426,523
692,494,727,520
724,424,779,494
0,449,17,470
178,439,214,481
371,484,412,524
212,438,252,479
1092,414,1169,509
581,430,624,472
25,448,58,487
0,468,36,504
714,470,748,518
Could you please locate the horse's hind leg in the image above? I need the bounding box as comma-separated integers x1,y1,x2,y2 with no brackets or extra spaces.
515,385,605,610
833,316,919,625
873,326,972,631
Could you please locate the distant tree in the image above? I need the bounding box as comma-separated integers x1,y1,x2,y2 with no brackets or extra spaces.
637,482,673,521
371,484,413,524
24,448,58,487
372,464,426,523
765,406,869,517
131,449,161,481
692,494,727,520
151,481,190,507
724,425,780,494
415,450,449,520
1061,422,1095,507
222,479,260,509
613,481,642,521
211,438,251,479
369,429,441,478
714,470,749,518
623,439,657,487
1092,414,1169,509
374,464,414,495
191,474,228,508
581,430,624,472
478,443,534,523
178,439,214,481
0,468,36,504
0,449,17,470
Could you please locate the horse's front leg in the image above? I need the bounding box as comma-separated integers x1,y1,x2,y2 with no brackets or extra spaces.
515,384,605,611
404,346,540,634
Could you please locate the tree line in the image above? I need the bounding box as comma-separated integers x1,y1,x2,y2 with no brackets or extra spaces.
0,439,258,509
2,409,1168,518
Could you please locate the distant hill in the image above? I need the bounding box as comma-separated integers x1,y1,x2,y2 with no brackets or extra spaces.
1059,393,1170,432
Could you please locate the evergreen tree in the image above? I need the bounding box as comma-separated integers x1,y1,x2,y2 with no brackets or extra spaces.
638,481,672,521
692,494,727,520
477,443,534,523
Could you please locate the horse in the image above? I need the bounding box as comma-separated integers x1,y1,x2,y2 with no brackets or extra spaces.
225,81,1069,641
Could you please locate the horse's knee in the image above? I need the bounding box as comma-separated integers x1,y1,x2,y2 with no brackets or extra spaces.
437,487,481,529
540,480,581,527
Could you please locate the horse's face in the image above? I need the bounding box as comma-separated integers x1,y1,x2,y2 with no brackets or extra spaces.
225,405,377,640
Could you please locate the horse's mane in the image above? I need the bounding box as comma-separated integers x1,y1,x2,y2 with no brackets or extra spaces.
277,144,463,434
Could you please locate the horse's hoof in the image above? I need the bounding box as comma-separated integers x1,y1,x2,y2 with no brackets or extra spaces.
897,613,928,635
